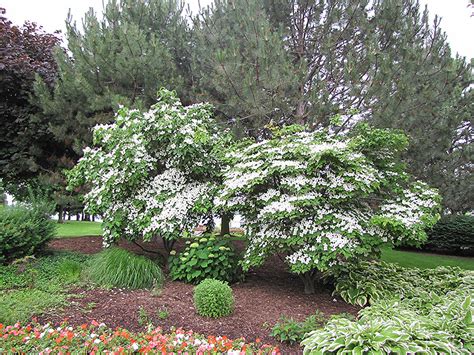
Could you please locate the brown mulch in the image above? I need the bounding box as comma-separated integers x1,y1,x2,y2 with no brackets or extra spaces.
40,236,359,353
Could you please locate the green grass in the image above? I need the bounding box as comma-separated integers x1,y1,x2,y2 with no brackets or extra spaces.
0,252,87,324
381,247,474,270
55,221,103,237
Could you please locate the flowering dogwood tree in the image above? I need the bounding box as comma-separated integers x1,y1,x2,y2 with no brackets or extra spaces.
217,124,441,293
67,89,229,254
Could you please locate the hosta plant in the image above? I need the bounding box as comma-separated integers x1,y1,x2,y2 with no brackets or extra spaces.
217,124,441,293
168,234,240,284
333,261,468,307
303,263,474,354
67,89,231,253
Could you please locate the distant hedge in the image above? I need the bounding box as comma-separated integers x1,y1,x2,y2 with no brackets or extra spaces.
424,215,474,256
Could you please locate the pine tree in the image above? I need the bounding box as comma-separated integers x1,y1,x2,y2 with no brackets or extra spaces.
33,0,192,154
193,0,473,212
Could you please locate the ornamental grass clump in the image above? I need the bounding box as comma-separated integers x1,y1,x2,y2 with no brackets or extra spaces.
194,279,234,318
84,248,164,289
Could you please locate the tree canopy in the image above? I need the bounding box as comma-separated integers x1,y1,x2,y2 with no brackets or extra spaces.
67,89,230,253
217,124,441,293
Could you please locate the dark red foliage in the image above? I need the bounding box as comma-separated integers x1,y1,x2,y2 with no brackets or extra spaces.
0,8,63,183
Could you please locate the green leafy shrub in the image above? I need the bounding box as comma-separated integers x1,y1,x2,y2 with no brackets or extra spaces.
84,248,164,289
169,235,239,284
333,261,468,307
0,203,56,264
270,311,326,344
424,215,474,256
193,279,234,318
302,262,474,354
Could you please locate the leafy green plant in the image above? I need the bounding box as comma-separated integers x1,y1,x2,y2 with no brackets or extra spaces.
157,306,169,320
83,248,164,290
270,311,326,344
303,262,474,354
0,252,87,324
333,261,468,307
193,279,234,318
137,306,150,326
424,215,474,256
0,201,56,264
169,235,240,284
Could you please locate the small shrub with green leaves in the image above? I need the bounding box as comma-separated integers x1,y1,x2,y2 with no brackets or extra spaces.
169,234,239,284
333,261,468,307
270,311,326,344
0,201,56,264
424,215,474,256
302,262,474,354
84,248,164,289
193,279,234,318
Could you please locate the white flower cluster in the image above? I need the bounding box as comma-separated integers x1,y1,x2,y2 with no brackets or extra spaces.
68,90,223,246
218,127,440,275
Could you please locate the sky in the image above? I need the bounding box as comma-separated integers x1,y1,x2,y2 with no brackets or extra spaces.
2,0,473,59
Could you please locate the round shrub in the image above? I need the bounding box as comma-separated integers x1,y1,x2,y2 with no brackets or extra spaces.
425,215,474,256
193,279,234,318
169,234,240,284
0,204,56,264
84,248,164,289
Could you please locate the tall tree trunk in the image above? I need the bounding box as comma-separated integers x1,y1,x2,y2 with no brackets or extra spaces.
76,212,81,221
92,215,95,222
58,205,64,224
220,213,232,236
67,212,71,220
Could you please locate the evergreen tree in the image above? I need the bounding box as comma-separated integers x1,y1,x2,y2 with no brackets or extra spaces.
33,0,192,155
193,0,473,212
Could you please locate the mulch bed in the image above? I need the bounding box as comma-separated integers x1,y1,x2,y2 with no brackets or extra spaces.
40,236,359,353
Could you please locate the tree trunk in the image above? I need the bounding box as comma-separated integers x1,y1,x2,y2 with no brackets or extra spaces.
67,212,71,220
76,212,80,221
92,215,95,222
58,205,64,224
81,211,85,221
300,270,318,294
162,237,176,254
220,213,232,236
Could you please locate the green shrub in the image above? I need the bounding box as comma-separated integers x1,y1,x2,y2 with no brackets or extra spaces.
333,260,467,307
0,203,56,264
303,262,474,354
84,248,164,289
424,215,474,255
270,311,326,344
169,234,240,284
193,279,234,318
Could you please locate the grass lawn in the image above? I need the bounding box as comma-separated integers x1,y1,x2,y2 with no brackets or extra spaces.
55,221,102,237
381,247,474,270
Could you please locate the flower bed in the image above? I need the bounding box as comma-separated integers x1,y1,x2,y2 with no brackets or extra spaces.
0,321,280,354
